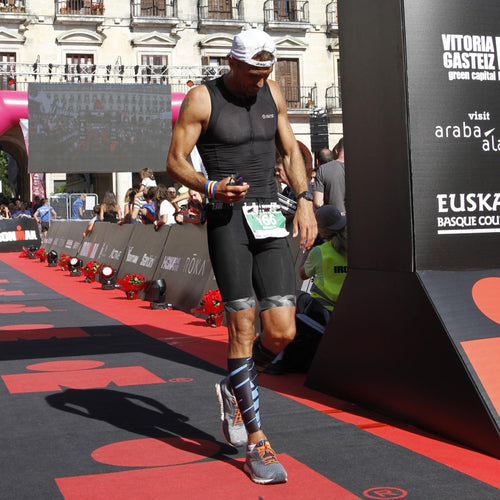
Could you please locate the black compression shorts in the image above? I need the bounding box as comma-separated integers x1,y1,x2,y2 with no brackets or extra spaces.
206,203,296,313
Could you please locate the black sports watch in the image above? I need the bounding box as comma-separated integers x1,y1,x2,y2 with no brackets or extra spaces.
296,190,313,202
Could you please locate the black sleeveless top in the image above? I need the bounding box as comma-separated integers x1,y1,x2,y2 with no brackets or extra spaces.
196,76,278,200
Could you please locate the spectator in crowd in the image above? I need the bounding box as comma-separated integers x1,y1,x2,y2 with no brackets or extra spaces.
131,168,157,221
332,139,343,160
13,202,32,218
100,191,122,223
0,203,10,219
83,204,101,237
275,157,295,201
139,186,157,225
8,202,17,217
72,194,86,219
21,201,33,217
167,186,177,201
312,148,333,188
32,195,43,214
174,189,207,225
313,137,345,214
298,204,348,325
34,198,57,240
171,185,191,210
315,148,333,168
119,188,139,225
154,184,176,231
138,167,157,193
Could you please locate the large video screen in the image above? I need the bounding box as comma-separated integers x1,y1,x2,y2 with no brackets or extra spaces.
28,83,172,173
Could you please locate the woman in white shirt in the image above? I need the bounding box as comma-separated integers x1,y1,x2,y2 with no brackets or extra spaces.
153,184,176,231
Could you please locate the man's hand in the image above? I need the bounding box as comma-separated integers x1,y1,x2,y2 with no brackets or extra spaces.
213,176,250,204
293,199,317,251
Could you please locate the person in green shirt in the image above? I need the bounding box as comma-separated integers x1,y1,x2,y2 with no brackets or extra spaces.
299,204,348,324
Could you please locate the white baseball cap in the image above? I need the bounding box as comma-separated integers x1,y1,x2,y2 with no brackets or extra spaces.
228,29,276,68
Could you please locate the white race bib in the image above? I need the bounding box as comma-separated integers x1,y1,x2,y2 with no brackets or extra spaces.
242,203,289,239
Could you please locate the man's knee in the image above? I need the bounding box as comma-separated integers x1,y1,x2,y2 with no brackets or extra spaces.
261,307,296,349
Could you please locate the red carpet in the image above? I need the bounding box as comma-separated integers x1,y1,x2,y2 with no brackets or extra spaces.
1,251,500,498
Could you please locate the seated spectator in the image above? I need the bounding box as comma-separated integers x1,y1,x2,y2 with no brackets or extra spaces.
267,205,347,375
139,186,157,225
154,184,176,231
298,205,348,325
83,205,101,237
100,191,122,223
174,189,206,225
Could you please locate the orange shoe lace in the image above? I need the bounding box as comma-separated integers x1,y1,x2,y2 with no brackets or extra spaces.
232,397,243,426
256,441,278,465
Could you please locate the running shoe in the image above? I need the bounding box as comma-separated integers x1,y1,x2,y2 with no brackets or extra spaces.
244,439,288,484
215,377,247,447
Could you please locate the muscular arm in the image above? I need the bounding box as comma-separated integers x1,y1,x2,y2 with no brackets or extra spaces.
269,80,317,250
167,86,249,204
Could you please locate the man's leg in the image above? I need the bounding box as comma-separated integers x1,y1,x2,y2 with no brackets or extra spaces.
227,307,295,484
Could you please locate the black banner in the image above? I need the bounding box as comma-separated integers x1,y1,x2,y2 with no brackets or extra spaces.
155,224,215,313
405,0,500,269
0,218,40,252
117,224,171,283
79,222,134,270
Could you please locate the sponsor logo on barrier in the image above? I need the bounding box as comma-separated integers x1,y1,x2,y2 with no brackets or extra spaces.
160,254,208,276
125,246,139,264
183,254,207,276
0,227,37,243
161,255,181,272
109,248,122,260
139,253,156,268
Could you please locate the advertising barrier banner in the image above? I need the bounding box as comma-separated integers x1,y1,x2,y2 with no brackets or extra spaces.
88,223,134,270
155,224,214,313
117,224,170,282
0,218,40,252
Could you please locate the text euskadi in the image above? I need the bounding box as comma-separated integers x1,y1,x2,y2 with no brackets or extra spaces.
436,193,500,227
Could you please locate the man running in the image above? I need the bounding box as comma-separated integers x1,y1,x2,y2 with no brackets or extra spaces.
167,29,317,484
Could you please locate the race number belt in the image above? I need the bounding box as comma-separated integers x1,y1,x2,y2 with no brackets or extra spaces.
242,202,289,239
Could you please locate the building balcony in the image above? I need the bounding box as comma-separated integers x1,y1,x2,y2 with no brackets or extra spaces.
197,0,245,30
326,1,338,33
264,0,309,32
0,62,326,113
325,84,341,113
130,0,179,28
0,0,27,23
56,1,105,25
283,84,317,113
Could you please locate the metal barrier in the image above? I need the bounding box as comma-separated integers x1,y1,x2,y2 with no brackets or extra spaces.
49,193,98,220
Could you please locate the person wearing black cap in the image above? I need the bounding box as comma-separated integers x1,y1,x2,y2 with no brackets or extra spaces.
299,205,348,318
167,29,317,484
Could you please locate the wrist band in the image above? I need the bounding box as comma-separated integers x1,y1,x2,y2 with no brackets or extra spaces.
205,180,218,199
